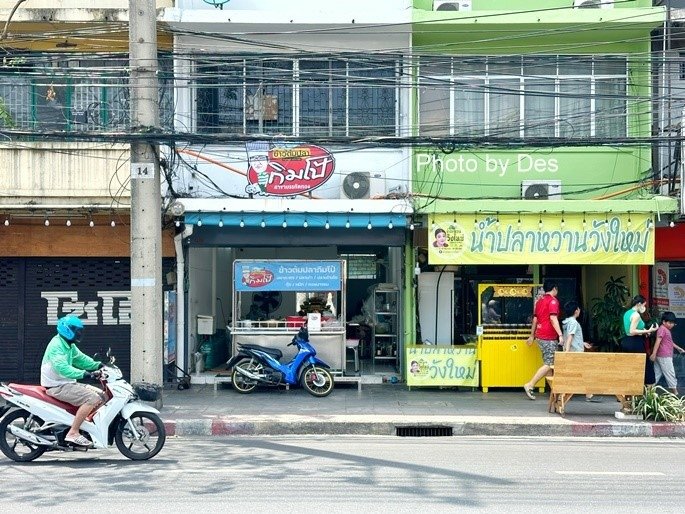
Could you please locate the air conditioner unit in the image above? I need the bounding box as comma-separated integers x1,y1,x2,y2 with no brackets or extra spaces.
433,1,472,12
521,180,562,200
573,0,613,9
341,172,386,200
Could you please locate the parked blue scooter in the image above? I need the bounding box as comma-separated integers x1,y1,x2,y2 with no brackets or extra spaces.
225,326,334,397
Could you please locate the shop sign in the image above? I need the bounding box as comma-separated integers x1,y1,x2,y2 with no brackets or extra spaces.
234,260,343,292
41,290,131,325
244,141,335,197
654,262,670,310
406,345,479,387
428,213,654,265
668,283,685,318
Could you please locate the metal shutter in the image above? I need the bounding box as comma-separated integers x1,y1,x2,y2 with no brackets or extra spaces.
0,259,22,381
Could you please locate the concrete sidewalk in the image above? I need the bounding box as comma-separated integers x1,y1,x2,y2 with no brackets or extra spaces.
157,382,685,438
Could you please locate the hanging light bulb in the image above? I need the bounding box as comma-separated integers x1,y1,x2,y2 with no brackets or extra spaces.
197,219,202,227
111,220,116,228
345,219,350,229
282,220,287,228
239,218,245,228
44,218,50,227
3,218,8,226
218,219,224,228
175,219,181,228
367,221,372,230
325,220,330,230
89,219,95,228
388,221,393,229
473,218,478,230
517,218,521,228
303,220,308,228
670,220,675,228
66,219,71,227
538,218,543,230
260,219,266,228
560,218,565,229
409,222,415,231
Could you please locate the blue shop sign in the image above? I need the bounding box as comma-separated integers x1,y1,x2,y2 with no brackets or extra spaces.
234,260,343,292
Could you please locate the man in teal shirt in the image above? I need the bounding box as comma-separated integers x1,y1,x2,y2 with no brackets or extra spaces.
41,315,103,447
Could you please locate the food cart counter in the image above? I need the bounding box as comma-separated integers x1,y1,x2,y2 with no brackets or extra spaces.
231,260,347,373
477,283,545,393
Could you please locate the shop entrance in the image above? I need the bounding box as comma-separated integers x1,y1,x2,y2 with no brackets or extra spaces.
185,242,404,381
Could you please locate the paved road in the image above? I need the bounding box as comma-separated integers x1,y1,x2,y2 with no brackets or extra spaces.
0,436,682,513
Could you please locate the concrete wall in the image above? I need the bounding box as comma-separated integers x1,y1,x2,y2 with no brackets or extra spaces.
0,1,173,8
0,143,131,206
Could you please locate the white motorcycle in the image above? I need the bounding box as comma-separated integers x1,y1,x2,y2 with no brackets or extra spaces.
0,354,165,462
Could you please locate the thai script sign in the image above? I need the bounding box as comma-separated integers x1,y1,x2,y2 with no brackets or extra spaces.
406,345,479,387
234,260,343,292
428,213,654,265
244,141,335,197
41,291,131,325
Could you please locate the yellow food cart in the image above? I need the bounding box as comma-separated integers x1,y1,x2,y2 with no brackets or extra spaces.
477,283,545,393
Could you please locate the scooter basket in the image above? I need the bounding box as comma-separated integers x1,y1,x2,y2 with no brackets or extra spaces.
133,382,160,402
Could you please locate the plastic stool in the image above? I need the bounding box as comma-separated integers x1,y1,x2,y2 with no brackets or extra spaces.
345,339,360,373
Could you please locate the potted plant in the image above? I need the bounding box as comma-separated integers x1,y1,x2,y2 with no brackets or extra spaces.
632,385,685,422
589,275,629,351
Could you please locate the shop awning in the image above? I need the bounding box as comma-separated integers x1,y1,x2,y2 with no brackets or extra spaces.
184,211,407,229
417,197,678,216
174,198,412,229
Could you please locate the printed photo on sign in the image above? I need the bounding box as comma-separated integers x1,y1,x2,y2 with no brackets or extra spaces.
244,141,335,197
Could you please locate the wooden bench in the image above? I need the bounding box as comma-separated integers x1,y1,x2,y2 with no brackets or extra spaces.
546,352,645,416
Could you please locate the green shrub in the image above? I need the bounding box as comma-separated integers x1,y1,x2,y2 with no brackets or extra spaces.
590,275,629,351
631,385,685,422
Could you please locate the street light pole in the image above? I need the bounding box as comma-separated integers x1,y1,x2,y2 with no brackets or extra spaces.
128,0,163,392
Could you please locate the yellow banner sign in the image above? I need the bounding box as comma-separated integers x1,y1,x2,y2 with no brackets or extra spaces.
406,345,479,387
428,213,654,265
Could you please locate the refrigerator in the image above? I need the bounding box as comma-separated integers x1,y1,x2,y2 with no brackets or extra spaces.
418,271,454,345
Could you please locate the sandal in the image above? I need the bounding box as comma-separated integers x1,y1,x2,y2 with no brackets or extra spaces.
65,434,93,447
524,386,536,400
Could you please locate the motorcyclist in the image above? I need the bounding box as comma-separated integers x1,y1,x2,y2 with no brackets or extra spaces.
40,315,104,447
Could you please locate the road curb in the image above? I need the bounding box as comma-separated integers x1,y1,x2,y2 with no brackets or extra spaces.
162,418,685,438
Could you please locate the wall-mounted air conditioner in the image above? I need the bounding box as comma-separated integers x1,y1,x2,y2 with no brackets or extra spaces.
521,180,562,200
433,1,472,12
573,0,614,9
341,172,386,199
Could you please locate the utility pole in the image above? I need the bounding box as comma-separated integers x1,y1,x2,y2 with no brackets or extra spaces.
128,0,163,393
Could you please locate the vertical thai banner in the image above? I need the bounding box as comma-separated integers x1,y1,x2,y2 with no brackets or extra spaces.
653,262,670,312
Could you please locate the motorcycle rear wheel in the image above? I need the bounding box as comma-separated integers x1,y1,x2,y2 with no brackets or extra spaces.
301,365,334,397
231,358,261,394
115,412,166,461
0,409,47,462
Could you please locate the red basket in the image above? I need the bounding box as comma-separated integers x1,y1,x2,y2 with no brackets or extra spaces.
285,316,306,328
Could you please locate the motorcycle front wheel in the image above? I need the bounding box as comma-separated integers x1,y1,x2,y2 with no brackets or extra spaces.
115,412,166,461
301,365,334,397
231,358,261,394
0,409,47,462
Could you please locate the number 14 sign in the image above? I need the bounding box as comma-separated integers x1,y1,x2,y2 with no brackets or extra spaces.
131,162,156,180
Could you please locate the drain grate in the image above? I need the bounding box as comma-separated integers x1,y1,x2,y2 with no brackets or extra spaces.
396,425,453,437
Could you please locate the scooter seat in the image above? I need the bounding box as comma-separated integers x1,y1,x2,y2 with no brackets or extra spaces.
238,344,283,360
8,383,79,415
